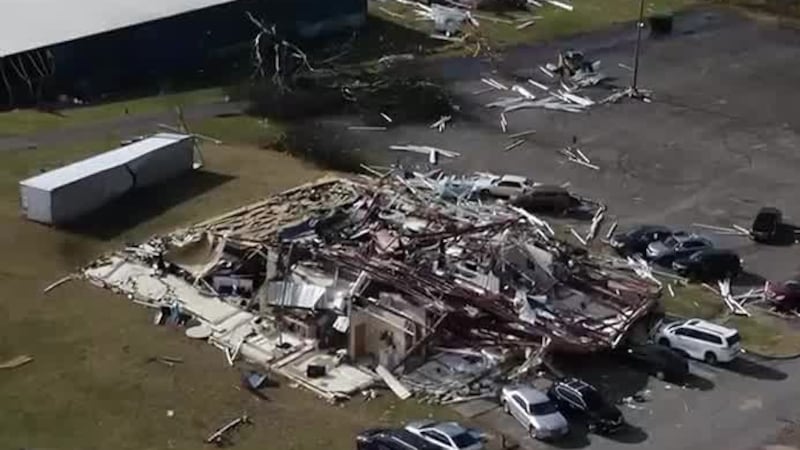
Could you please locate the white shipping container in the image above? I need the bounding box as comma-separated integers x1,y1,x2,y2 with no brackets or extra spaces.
19,133,195,225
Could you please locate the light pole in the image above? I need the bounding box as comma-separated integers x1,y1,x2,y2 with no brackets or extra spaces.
631,0,646,94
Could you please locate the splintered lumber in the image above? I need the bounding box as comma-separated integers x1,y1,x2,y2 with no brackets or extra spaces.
544,0,574,11
348,126,387,131
380,113,393,123
516,20,536,29
504,139,526,152
376,365,412,399
500,113,508,133
206,415,250,444
570,228,587,246
539,66,555,78
605,221,618,240
527,79,550,91
0,355,33,369
567,157,599,170
509,129,536,139
43,275,74,293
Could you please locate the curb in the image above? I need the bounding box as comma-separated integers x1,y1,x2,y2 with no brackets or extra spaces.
744,348,800,361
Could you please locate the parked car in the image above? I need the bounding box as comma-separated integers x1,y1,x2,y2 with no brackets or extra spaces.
511,185,582,215
405,421,483,450
765,279,800,312
609,225,673,256
751,207,782,243
613,343,689,381
500,385,569,440
357,428,440,450
474,174,534,199
656,319,741,364
672,249,743,281
547,378,624,434
645,233,713,264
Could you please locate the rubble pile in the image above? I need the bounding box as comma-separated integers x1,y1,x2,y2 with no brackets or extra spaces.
83,169,661,402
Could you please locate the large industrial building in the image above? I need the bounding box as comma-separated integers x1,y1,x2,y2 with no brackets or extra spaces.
0,0,367,104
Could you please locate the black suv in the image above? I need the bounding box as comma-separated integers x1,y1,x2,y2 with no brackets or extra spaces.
548,378,624,434
356,429,439,450
613,343,689,382
672,249,742,281
751,207,782,243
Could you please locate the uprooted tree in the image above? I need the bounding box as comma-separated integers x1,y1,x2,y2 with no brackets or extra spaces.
246,11,314,92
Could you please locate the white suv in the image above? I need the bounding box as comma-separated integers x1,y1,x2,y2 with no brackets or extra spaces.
656,319,741,364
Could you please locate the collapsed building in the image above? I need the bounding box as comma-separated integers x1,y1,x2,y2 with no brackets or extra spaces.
83,169,660,402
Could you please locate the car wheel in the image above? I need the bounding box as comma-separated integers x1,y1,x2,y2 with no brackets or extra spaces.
704,352,718,364
479,189,491,200
503,400,510,414
658,338,670,347
529,426,537,439
655,370,666,381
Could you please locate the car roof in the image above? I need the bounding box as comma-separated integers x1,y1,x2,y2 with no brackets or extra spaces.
508,385,550,403
499,174,529,184
684,319,737,336
426,422,467,437
363,429,439,450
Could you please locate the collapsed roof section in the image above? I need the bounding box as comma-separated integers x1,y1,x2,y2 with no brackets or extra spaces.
179,171,660,353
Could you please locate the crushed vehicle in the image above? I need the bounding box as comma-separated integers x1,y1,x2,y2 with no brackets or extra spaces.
609,225,672,256
501,385,569,440
404,421,483,450
646,233,713,264
357,428,440,450
656,319,741,364
511,185,584,216
765,279,800,312
672,249,742,281
547,378,624,434
751,207,782,243
613,343,689,382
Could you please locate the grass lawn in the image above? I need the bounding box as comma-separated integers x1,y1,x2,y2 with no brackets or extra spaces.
661,283,725,319
0,134,466,449
0,87,225,137
725,313,800,357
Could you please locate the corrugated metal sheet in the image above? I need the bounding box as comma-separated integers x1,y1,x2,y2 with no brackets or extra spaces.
266,280,326,309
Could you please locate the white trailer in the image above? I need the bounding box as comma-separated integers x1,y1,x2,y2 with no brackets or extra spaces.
19,133,195,225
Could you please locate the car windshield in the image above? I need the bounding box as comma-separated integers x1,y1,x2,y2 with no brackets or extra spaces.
451,432,479,448
727,333,741,346
663,236,678,247
530,400,559,415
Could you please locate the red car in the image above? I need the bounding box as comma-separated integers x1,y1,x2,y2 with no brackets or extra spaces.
765,279,800,311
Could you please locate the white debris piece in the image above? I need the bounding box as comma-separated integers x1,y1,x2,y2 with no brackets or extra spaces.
527,79,550,91
511,85,536,100
544,0,574,11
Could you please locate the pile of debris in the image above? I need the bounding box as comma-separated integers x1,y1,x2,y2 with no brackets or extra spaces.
483,50,650,121
81,168,661,402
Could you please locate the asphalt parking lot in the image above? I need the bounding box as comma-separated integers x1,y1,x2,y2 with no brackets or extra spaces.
461,352,795,450
299,9,800,449
307,8,800,284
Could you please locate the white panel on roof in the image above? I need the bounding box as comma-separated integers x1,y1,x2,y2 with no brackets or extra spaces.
0,0,239,57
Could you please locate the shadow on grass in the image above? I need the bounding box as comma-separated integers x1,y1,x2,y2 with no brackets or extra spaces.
62,170,234,240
